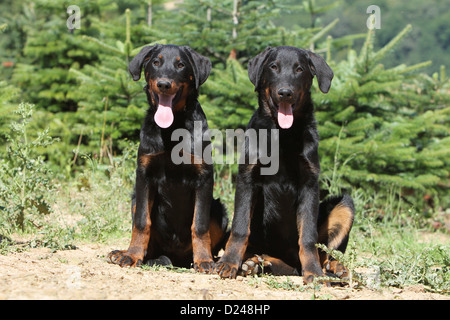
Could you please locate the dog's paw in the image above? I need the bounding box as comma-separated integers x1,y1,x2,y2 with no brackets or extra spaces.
215,260,239,279
240,255,272,276
324,260,349,279
194,260,215,274
107,250,143,268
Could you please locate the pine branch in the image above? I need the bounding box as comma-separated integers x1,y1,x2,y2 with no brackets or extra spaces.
373,24,412,63
309,18,339,47
397,61,432,74
81,35,124,56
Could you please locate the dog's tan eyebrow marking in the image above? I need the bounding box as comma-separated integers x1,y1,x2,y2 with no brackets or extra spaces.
159,54,163,59
176,57,180,61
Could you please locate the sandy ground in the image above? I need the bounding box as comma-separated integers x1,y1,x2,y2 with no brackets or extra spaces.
0,240,448,301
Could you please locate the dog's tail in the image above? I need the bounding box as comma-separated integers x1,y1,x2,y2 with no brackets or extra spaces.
318,194,355,253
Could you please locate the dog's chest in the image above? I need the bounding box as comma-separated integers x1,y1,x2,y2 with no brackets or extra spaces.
139,151,209,187
255,149,316,212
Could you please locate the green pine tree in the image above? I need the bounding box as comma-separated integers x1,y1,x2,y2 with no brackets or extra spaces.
200,53,256,130
9,0,152,170
316,26,450,211
159,0,345,132
68,8,158,163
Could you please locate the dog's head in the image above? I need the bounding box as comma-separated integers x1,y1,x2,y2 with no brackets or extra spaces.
129,44,211,128
248,46,333,129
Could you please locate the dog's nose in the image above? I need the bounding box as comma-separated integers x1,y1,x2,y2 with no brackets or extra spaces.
157,80,172,91
277,88,293,100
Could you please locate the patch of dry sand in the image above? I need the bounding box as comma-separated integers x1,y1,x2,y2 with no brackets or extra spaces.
0,242,447,300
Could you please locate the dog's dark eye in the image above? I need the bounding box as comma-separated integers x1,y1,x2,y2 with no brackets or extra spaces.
270,64,278,71
296,67,303,73
153,60,160,67
177,62,185,69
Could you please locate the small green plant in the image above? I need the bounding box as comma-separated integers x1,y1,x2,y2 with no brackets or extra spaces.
66,153,135,242
378,245,450,293
263,274,338,300
0,103,58,233
317,238,450,294
316,243,365,288
263,276,302,291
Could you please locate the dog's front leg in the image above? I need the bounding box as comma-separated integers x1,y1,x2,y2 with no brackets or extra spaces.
191,174,215,273
296,182,324,284
215,176,254,279
108,169,155,267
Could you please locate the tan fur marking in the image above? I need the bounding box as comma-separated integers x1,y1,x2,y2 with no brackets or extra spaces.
139,152,165,168
191,192,214,271
173,82,189,112
209,220,225,251
320,204,353,249
126,196,153,259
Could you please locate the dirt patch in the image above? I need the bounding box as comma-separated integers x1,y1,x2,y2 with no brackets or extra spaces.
0,240,448,301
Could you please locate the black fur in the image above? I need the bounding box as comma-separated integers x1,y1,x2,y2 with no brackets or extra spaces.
215,46,354,282
108,45,227,271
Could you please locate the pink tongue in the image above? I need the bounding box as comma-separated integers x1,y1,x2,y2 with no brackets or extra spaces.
277,103,294,129
154,94,175,128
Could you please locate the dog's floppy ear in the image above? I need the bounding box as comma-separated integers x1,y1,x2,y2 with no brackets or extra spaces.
307,51,334,93
182,46,212,89
129,44,162,81
248,46,273,91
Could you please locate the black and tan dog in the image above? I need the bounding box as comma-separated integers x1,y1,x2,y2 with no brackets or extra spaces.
215,46,354,283
108,44,228,273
